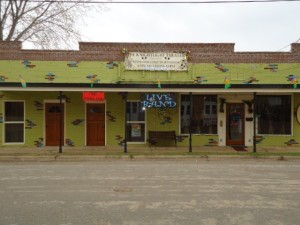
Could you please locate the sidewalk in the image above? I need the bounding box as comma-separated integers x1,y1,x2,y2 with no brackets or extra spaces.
0,145,300,162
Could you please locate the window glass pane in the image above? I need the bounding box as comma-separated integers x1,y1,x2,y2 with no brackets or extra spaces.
49,106,61,113
126,123,145,142
126,101,146,142
5,102,24,121
205,105,210,114
212,105,217,114
126,102,145,121
256,96,291,135
181,95,217,134
5,124,24,143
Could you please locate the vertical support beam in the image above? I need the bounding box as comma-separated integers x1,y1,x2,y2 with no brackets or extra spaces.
253,92,257,153
189,92,193,152
124,92,128,153
59,91,63,153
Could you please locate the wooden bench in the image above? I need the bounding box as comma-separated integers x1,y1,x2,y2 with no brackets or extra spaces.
148,131,177,147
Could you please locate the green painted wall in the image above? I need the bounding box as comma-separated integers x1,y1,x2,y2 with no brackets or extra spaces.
1,60,300,85
106,92,126,146
0,91,299,148
0,91,86,147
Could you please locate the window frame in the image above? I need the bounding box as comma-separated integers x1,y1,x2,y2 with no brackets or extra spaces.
255,94,293,136
3,100,25,144
126,100,147,143
180,94,218,135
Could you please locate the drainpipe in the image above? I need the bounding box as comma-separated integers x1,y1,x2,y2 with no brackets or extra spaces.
189,92,193,152
124,92,128,153
59,91,63,153
253,92,257,153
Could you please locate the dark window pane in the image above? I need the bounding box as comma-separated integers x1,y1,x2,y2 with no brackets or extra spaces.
5,102,24,121
212,105,217,114
49,106,61,113
5,124,24,143
205,105,210,114
187,105,190,115
89,106,104,114
256,96,291,135
181,105,184,115
181,95,217,134
126,102,145,121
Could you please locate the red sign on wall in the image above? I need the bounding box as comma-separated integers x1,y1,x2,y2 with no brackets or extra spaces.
83,92,105,102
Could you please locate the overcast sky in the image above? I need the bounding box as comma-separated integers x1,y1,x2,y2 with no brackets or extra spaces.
76,0,300,52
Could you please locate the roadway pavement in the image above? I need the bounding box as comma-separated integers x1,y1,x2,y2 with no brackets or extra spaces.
0,160,299,225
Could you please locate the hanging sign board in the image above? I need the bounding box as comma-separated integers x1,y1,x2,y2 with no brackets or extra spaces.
124,52,188,71
83,92,105,102
141,93,177,108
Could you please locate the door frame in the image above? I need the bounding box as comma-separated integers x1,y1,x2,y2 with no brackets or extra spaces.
85,102,106,146
44,100,66,146
226,103,245,146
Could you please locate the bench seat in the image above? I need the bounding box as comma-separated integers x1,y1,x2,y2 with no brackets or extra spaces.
148,131,177,146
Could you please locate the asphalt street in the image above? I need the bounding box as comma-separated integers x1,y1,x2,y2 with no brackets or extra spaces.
0,159,299,225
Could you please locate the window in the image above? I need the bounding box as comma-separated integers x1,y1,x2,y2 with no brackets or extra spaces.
48,105,62,113
4,101,25,143
181,95,217,134
126,101,146,142
256,95,291,135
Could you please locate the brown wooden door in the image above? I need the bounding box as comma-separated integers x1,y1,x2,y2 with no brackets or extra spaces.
86,103,105,146
226,103,245,146
45,103,64,146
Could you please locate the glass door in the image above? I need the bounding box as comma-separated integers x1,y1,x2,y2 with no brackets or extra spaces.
226,103,245,146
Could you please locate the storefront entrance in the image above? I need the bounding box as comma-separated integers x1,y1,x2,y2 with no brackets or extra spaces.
45,103,64,146
86,103,105,146
226,103,245,146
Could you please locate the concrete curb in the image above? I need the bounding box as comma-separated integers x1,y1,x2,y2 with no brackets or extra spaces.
1,154,300,162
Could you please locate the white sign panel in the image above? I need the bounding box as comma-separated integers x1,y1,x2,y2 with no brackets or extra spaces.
124,52,188,71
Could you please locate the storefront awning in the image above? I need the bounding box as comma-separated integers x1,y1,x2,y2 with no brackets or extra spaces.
1,82,300,93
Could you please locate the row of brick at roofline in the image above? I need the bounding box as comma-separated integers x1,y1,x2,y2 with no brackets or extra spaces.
0,41,300,63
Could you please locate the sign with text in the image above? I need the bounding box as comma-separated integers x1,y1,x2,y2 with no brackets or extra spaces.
141,93,177,108
125,52,188,71
83,92,105,102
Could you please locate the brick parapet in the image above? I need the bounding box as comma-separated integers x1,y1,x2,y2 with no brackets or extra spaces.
79,42,235,53
0,41,299,63
291,43,300,52
0,41,22,51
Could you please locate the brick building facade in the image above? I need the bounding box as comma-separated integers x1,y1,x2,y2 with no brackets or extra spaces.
0,41,300,150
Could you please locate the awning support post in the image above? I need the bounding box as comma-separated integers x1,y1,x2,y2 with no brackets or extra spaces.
253,92,257,153
124,92,128,153
189,92,193,152
59,91,63,154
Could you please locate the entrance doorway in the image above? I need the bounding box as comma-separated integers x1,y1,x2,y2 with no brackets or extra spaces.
226,103,245,146
45,103,64,146
86,103,105,146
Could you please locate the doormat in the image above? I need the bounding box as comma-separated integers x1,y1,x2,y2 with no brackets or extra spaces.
231,146,248,151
